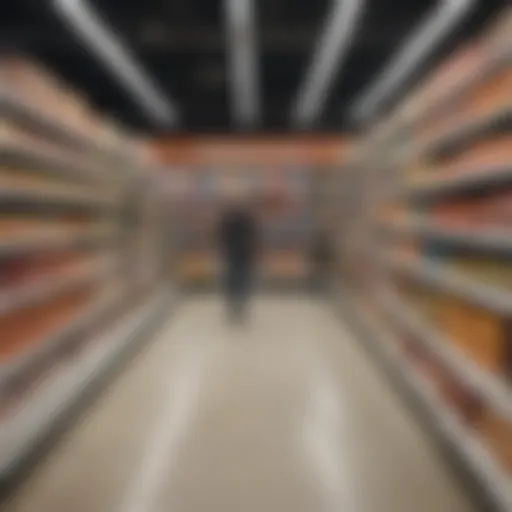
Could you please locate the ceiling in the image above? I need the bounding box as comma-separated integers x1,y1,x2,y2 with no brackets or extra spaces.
2,0,506,135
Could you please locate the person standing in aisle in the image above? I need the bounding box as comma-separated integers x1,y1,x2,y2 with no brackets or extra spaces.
309,229,332,292
218,199,259,323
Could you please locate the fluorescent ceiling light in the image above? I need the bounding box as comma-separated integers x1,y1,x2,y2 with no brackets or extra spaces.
225,0,260,127
53,0,179,126
292,0,364,127
351,0,476,122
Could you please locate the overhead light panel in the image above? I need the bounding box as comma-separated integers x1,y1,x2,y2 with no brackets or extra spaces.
53,0,179,126
351,0,476,122
292,0,364,127
224,0,260,127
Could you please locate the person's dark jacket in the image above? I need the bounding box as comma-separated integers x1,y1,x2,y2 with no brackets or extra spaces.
219,209,258,266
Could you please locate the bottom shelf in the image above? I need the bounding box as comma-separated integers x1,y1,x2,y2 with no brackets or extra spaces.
331,285,512,512
0,289,173,481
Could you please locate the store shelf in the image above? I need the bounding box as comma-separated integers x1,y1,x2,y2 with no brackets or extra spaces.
333,287,512,512
381,219,512,256
377,285,512,422
0,227,117,258
407,48,510,131
0,93,124,164
423,107,512,160
387,256,512,316
0,288,123,390
0,186,118,214
0,144,109,185
0,289,172,480
406,164,512,202
0,258,114,317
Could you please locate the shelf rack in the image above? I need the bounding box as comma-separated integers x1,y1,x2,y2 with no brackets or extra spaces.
380,219,512,257
0,290,172,479
387,256,512,317
377,285,512,422
333,288,512,512
0,65,174,486
332,11,512,512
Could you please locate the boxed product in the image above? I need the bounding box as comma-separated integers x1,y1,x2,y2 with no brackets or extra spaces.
178,253,215,282
441,135,512,175
416,43,485,135
437,366,482,426
431,200,484,228
430,190,512,229
404,340,447,395
446,258,512,290
478,407,512,473
0,288,93,361
395,242,421,259
478,191,512,227
0,251,95,288
463,66,512,117
438,296,512,375
264,252,307,278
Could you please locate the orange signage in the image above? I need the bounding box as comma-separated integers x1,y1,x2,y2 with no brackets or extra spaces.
153,136,348,166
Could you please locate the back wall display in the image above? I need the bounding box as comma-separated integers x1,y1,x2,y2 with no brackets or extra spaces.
166,166,318,284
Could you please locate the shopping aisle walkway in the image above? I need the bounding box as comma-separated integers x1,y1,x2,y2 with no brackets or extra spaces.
3,296,476,512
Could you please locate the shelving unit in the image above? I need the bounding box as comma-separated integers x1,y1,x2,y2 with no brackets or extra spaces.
0,56,173,482
167,166,315,286
333,10,512,511
333,290,512,512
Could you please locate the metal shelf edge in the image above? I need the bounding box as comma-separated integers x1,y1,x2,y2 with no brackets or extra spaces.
0,289,172,479
378,286,512,422
334,289,512,512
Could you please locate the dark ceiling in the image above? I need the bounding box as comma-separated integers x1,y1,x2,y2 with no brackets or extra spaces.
2,0,506,135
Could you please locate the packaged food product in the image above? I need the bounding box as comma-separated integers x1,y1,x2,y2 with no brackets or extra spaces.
464,67,512,117
442,135,512,174
439,297,511,374
478,408,512,473
446,258,512,290
415,43,485,134
0,289,92,361
437,367,482,426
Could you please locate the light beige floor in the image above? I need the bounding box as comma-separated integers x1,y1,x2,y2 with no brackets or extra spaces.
2,296,476,512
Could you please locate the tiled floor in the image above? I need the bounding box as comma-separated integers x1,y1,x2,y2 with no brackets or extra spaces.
2,295,476,512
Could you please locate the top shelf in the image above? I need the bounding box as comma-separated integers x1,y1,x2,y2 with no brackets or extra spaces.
421,106,512,161
375,48,510,142
1,94,128,165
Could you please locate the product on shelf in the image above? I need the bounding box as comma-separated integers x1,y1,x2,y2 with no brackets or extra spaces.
464,66,512,117
478,408,512,473
441,135,512,174
1,56,95,137
444,258,512,290
415,43,484,134
0,287,93,361
398,281,441,324
438,296,511,377
344,7,512,501
0,251,98,288
438,366,483,426
431,191,512,228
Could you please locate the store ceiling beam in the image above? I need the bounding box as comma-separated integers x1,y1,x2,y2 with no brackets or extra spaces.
3,26,406,53
351,0,477,122
291,0,365,127
52,0,179,127
224,0,260,128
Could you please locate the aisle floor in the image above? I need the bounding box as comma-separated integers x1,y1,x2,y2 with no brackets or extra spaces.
3,295,476,512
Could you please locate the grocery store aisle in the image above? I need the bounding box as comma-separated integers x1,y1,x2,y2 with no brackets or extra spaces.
3,296,476,512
